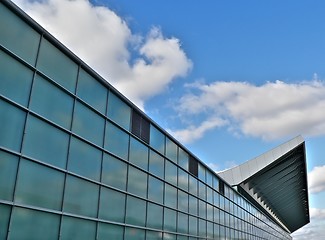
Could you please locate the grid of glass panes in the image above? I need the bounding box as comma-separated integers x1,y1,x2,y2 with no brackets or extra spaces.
0,2,292,240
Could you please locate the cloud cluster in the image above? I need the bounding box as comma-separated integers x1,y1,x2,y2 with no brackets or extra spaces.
176,80,325,141
14,0,192,109
308,165,325,194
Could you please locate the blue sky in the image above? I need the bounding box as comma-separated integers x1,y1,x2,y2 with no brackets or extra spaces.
14,0,325,238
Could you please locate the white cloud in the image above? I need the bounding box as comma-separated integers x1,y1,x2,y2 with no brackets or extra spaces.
308,165,325,194
292,208,325,240
176,80,325,141
13,0,192,109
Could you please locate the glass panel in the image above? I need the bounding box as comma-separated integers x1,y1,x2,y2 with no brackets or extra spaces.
199,200,206,219
63,175,99,217
99,187,126,222
98,223,124,240
207,222,214,238
178,147,189,170
0,99,26,152
146,230,162,240
198,219,206,238
15,159,64,210
37,38,77,92
0,204,11,240
127,166,147,198
189,175,197,196
30,75,73,129
0,50,33,106
164,183,177,209
77,68,107,114
22,115,69,169
207,187,213,204
166,137,177,163
124,227,145,240
163,233,176,240
189,216,197,236
206,170,213,187
107,91,131,130
198,163,206,182
214,207,220,223
72,101,105,146
214,191,219,207
213,176,219,190
146,202,163,230
147,176,164,204
68,137,102,181
149,124,165,155
0,151,18,201
104,121,129,160
102,154,127,190
188,195,198,216
165,160,177,185
207,204,213,221
199,182,206,201
61,216,96,240
149,150,164,179
10,207,59,240
214,224,220,238
163,208,176,232
178,190,188,213
177,212,188,234
0,4,40,65
125,195,146,226
178,168,188,191
129,137,148,170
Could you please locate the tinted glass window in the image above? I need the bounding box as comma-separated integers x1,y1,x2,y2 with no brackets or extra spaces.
22,115,69,169
198,163,206,182
107,91,131,130
15,159,64,210
77,68,107,114
98,223,124,240
61,216,96,240
178,168,188,191
99,187,126,222
148,150,164,179
72,101,105,146
0,99,26,152
178,148,189,171
177,212,188,234
0,151,18,201
125,195,146,226
165,160,177,185
37,38,77,92
178,190,188,213
0,50,33,106
68,137,102,181
0,4,40,65
166,137,177,163
199,200,207,219
102,154,127,190
147,176,164,204
199,219,207,237
149,124,165,154
104,121,129,160
30,75,74,129
189,216,197,236
129,137,148,171
10,207,59,240
164,183,177,209
63,175,99,217
189,195,198,216
127,166,147,198
125,227,145,240
146,202,163,230
164,208,176,232
0,204,11,240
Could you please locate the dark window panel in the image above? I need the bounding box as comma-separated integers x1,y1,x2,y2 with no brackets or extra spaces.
189,156,198,177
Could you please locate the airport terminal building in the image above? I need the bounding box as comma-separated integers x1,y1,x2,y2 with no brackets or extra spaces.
0,1,309,239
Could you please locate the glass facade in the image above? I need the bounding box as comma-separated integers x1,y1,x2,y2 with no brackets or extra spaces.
0,1,292,240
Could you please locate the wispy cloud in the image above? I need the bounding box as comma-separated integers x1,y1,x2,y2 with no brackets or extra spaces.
13,0,192,109
309,165,325,194
175,79,325,141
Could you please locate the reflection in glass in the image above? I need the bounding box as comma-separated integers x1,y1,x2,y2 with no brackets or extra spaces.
149,150,164,179
148,176,164,204
146,202,163,230
166,137,177,163
107,91,131,130
61,216,96,240
127,166,147,198
125,195,146,226
98,223,124,240
149,124,165,154
99,187,125,222
129,137,148,171
0,151,18,201
105,121,129,160
102,154,127,190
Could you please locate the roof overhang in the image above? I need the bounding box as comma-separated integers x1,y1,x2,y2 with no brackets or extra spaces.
218,136,310,233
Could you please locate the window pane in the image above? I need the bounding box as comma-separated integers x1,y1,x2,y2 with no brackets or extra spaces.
102,154,127,190
125,195,146,226
147,202,163,230
164,184,177,209
104,121,129,160
22,115,69,169
0,99,26,152
178,190,188,213
189,175,198,196
124,227,145,240
189,195,197,216
10,207,59,240
198,219,206,237
207,204,213,221
107,91,131,130
198,163,206,182
166,137,177,163
15,159,64,210
0,204,11,240
72,101,105,146
127,166,147,198
199,200,206,219
189,216,197,236
165,160,177,185
149,150,164,179
129,137,148,171
61,216,96,240
178,148,189,171
63,175,99,217
149,124,165,155
0,4,40,65
77,68,107,114
146,230,162,240
164,208,176,232
0,151,18,201
148,176,164,204
30,75,73,129
98,223,124,240
199,182,206,201
0,50,33,106
99,187,126,223
68,137,102,181
177,212,188,234
178,168,188,191
37,38,77,92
